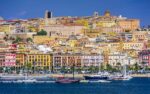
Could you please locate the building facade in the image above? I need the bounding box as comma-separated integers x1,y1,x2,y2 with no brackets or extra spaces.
118,19,140,31
53,54,104,71
26,53,52,70
139,50,150,66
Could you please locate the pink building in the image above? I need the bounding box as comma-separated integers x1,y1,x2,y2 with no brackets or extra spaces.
3,53,16,67
139,50,150,66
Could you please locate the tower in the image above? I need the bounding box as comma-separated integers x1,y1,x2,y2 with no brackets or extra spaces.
93,11,99,17
45,10,52,19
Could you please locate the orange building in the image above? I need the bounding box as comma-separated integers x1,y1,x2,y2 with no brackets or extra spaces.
118,19,140,31
16,53,25,67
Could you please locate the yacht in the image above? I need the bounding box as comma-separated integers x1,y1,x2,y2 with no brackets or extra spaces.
84,71,110,81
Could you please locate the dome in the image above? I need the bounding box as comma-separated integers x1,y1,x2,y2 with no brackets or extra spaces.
104,10,111,17
0,16,4,20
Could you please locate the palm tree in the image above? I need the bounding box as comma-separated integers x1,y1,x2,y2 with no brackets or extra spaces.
116,62,121,70
16,60,21,73
88,66,97,73
25,62,32,73
133,63,140,72
106,64,113,71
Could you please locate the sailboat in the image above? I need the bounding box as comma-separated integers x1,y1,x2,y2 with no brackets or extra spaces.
56,64,80,84
110,64,132,80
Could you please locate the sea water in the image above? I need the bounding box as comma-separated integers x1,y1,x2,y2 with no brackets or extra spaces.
0,77,149,94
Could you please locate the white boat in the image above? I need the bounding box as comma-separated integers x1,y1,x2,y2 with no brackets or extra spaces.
110,75,132,80
98,80,111,83
80,80,89,83
88,80,100,83
16,79,37,83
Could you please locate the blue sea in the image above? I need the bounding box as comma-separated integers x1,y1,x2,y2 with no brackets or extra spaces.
0,77,149,94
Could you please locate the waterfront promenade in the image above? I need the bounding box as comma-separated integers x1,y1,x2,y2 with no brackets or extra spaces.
50,73,150,78
1,73,150,79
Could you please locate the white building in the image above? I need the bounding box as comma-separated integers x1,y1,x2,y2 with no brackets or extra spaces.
108,52,137,66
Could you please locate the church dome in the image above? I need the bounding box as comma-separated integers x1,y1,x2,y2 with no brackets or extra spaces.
104,10,111,17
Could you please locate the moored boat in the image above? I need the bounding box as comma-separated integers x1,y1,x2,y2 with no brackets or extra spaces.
56,78,80,84
84,75,108,81
16,79,37,83
84,72,110,81
109,64,132,81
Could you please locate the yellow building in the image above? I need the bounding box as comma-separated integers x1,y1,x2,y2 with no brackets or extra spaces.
16,53,25,67
26,53,52,70
132,31,148,42
123,42,144,50
84,28,102,38
97,21,116,27
33,36,55,44
68,34,78,47
0,25,11,33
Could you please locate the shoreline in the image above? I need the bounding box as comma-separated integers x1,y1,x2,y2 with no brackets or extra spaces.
50,73,150,78
1,73,150,78
130,74,150,78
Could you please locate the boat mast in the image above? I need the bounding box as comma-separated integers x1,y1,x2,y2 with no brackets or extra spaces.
73,62,75,79
98,57,101,73
123,55,128,77
123,64,126,77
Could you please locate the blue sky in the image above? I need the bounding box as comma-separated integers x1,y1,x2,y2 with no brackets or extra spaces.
0,0,150,26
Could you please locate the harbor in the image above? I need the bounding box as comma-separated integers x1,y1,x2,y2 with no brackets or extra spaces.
0,77,150,94
0,72,150,84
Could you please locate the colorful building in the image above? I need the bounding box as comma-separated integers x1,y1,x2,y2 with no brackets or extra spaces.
53,54,104,71
40,25,84,37
118,19,140,31
3,53,16,67
0,52,5,67
26,53,52,70
139,50,150,66
16,53,25,67
123,42,145,50
132,31,148,42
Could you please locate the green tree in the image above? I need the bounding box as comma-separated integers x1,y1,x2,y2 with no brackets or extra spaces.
127,65,134,71
134,63,140,71
60,66,68,73
106,64,113,71
26,37,33,43
116,62,121,70
37,29,47,35
88,66,98,73
145,66,150,71
25,62,32,71
13,37,23,43
76,67,82,73
100,64,105,71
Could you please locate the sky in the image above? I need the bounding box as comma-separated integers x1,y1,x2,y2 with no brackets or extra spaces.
0,0,150,26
